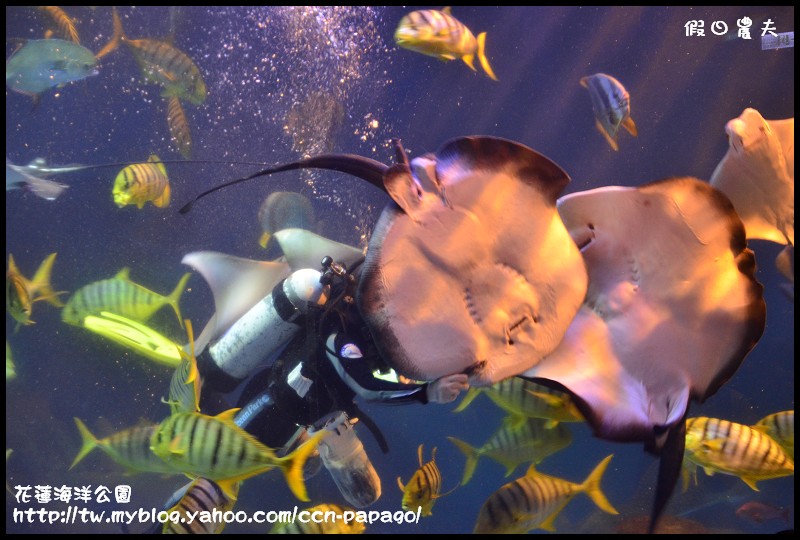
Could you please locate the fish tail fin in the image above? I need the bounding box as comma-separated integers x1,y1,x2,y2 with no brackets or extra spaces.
452,387,480,413
96,7,125,60
622,116,638,137
153,182,171,208
71,418,99,470
447,436,480,485
461,54,477,72
476,32,498,81
166,273,191,328
277,430,326,502
31,252,65,307
259,232,272,249
579,454,618,515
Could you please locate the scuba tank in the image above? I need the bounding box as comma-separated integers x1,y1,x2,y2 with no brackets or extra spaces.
208,268,328,381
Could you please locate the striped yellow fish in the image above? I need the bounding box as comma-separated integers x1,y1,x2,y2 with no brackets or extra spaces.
753,410,794,460
166,96,192,159
112,155,171,209
448,416,573,485
396,444,456,517
61,268,190,327
684,416,794,491
164,319,202,414
163,478,238,534
473,454,618,534
269,503,366,534
82,312,183,368
6,252,65,327
454,377,583,429
101,8,207,105
150,409,324,501
70,419,175,474
38,6,80,44
394,7,497,81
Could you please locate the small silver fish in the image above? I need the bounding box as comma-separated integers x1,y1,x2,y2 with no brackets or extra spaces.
580,73,637,151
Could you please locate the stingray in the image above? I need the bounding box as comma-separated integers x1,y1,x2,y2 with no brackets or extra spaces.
522,177,766,532
180,137,587,386
709,108,794,245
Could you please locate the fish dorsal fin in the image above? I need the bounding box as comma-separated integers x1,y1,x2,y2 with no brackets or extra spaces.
579,76,590,89
417,444,424,467
115,267,131,280
396,476,406,492
525,463,538,477
148,154,167,176
216,408,242,426
442,6,452,15
431,446,438,463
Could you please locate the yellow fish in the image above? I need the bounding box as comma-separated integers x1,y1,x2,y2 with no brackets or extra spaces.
454,377,583,429
162,478,238,534
684,416,794,491
166,96,192,159
112,155,171,209
6,252,64,327
394,7,497,81
396,444,457,517
101,8,207,105
473,455,618,533
150,409,324,501
753,410,794,460
448,416,572,485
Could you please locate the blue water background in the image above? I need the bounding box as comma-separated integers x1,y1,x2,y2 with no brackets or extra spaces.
6,6,794,534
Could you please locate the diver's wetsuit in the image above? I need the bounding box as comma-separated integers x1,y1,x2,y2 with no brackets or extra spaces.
196,260,429,451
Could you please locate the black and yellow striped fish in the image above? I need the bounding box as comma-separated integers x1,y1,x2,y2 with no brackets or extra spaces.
112,155,171,209
62,268,190,327
6,252,65,327
396,444,456,517
753,410,794,460
166,96,192,159
269,503,366,534
473,454,618,534
70,419,174,474
165,319,202,414
150,409,324,501
448,416,573,485
163,478,238,534
102,8,206,105
454,377,583,428
394,7,497,80
38,6,80,44
684,416,794,491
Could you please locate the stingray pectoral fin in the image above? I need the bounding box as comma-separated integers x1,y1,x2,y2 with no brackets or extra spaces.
273,228,365,271
383,163,424,219
648,414,687,534
182,252,290,341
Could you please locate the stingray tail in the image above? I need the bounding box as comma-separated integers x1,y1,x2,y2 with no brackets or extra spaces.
648,415,688,534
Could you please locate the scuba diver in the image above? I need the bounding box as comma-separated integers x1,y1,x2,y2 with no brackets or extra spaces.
194,251,470,508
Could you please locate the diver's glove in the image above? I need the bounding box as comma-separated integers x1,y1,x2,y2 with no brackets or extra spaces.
426,373,469,404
